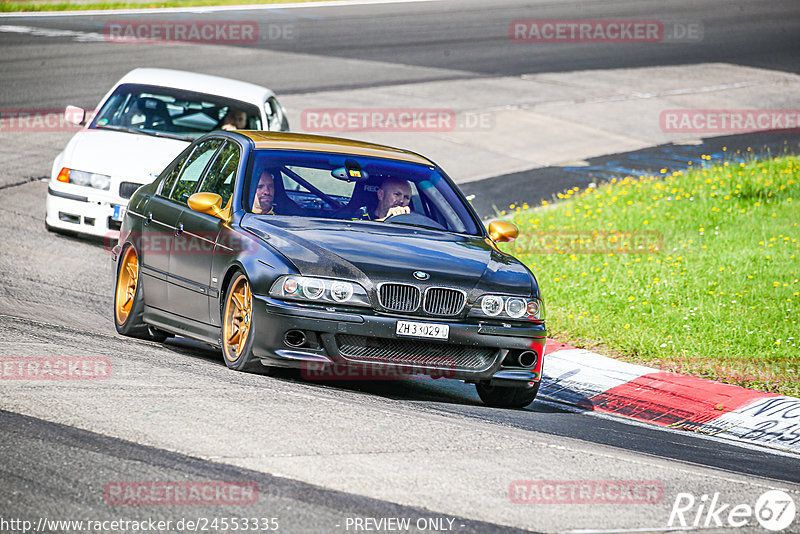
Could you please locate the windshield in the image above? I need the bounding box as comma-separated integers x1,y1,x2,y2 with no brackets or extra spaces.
89,83,262,140
242,150,481,235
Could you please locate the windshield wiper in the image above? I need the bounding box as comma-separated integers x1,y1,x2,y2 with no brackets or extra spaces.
95,124,147,136
389,221,443,231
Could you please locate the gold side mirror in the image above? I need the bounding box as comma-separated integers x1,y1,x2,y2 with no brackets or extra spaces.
188,192,229,221
487,220,519,243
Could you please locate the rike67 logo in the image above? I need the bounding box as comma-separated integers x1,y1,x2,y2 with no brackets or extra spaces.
669,490,796,531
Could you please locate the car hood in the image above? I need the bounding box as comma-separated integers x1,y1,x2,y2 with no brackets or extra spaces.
60,129,190,183
242,216,536,296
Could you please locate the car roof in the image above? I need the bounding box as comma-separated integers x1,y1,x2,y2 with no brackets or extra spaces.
116,68,274,104
235,131,435,166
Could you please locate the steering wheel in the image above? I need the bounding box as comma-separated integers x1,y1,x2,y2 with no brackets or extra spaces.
383,212,447,230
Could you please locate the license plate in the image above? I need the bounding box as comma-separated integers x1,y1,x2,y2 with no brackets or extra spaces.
396,321,449,340
112,205,124,221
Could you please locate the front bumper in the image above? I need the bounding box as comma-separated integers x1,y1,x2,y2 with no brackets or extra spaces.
45,184,127,238
250,295,546,385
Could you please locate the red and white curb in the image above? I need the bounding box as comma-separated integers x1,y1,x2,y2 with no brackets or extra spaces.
540,340,800,454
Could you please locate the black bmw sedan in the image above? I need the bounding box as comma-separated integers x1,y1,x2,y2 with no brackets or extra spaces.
112,131,546,408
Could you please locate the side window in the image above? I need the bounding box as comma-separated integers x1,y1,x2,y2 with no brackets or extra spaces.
198,141,240,207
264,96,288,131
159,152,189,197
169,139,222,204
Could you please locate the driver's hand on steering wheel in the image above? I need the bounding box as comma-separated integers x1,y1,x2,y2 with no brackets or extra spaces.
385,206,411,218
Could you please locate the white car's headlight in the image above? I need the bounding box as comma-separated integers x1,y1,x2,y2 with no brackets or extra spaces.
471,295,543,321
69,169,91,186
89,172,111,191
62,169,111,191
270,276,370,307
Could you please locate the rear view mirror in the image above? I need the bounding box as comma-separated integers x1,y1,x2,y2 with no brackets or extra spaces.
64,105,86,126
331,167,369,182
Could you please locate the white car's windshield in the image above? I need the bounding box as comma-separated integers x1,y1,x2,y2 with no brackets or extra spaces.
90,83,262,141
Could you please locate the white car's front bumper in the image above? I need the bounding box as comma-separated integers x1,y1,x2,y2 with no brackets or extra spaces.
45,182,131,238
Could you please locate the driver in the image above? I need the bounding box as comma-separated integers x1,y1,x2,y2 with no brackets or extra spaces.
371,177,411,221
252,170,275,215
219,108,248,131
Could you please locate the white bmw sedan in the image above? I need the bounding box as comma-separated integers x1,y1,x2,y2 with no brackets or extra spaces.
46,67,289,238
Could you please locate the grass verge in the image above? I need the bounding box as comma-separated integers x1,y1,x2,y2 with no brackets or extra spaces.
0,0,327,12
501,153,799,397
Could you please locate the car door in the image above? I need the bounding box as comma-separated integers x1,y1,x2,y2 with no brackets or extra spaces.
159,138,223,316
138,150,191,312
171,140,238,325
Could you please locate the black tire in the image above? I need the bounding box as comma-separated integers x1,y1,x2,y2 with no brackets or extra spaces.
113,245,149,339
221,272,262,372
475,381,540,408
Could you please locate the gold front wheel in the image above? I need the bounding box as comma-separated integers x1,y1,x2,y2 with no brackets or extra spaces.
115,246,139,326
222,273,255,369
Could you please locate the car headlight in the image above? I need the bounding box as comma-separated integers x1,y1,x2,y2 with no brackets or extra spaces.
270,276,370,307
481,295,504,316
66,169,111,191
470,295,543,321
89,172,111,190
330,281,354,302
505,298,527,318
69,169,90,186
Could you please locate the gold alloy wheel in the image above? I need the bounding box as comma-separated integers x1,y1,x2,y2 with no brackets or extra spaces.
115,247,139,325
223,274,253,362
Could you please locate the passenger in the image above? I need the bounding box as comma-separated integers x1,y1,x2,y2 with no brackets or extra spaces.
371,177,412,221
220,108,248,131
252,170,275,214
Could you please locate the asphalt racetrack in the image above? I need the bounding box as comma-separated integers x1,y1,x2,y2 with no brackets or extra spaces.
1,1,799,532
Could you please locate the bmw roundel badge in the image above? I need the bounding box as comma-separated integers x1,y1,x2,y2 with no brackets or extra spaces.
413,271,430,281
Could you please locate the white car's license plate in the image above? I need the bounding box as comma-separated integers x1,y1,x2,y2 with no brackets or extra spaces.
395,321,449,340
112,205,124,221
